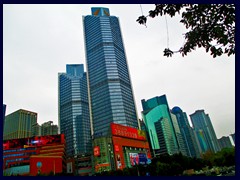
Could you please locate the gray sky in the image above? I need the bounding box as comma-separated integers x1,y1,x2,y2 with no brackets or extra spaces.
3,4,235,139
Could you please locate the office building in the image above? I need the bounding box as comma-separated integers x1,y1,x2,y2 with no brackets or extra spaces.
41,121,58,136
154,117,179,155
3,109,37,140
218,136,233,150
194,129,208,154
32,123,41,136
171,113,188,156
141,95,184,156
58,64,91,157
190,110,220,153
172,106,200,158
83,7,139,138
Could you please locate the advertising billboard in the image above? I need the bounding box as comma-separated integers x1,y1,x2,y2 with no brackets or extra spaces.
111,123,146,140
94,146,100,156
129,153,139,165
129,153,148,166
116,154,122,169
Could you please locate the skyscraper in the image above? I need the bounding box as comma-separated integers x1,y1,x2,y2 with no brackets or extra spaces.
171,113,188,156
58,64,91,156
83,7,139,137
141,95,185,156
218,136,233,150
154,117,179,155
172,106,200,158
3,109,37,140
190,110,220,153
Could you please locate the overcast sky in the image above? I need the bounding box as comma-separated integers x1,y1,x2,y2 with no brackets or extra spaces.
3,4,235,139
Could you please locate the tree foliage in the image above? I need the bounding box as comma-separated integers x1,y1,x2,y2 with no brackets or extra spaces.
94,148,235,176
201,147,235,167
137,4,235,58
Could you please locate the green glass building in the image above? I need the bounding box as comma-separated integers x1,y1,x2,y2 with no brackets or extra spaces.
3,109,37,140
154,117,179,155
141,95,184,156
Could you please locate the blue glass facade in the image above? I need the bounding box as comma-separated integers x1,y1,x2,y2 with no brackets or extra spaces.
172,106,200,158
83,7,139,137
58,64,91,156
190,110,220,153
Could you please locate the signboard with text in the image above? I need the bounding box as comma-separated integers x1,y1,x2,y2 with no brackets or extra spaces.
111,123,146,140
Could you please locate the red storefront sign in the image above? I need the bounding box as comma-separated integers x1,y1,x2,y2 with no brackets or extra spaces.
111,123,146,140
94,146,100,156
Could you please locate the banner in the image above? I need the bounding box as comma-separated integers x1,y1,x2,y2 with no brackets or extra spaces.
111,123,146,140
129,153,148,166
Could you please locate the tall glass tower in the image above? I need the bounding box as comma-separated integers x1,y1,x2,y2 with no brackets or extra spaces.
190,110,220,153
58,64,91,156
83,7,139,137
172,106,200,158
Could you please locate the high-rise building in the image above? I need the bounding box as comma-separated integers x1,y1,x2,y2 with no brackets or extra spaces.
58,64,91,157
154,117,179,155
3,104,6,129
171,113,188,156
3,109,37,140
190,110,220,153
32,123,41,136
141,95,185,156
41,121,58,136
172,106,200,158
83,7,139,137
218,136,233,150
